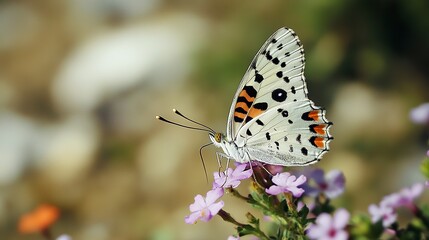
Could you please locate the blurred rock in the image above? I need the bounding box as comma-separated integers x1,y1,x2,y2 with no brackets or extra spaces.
330,82,408,145
52,14,206,114
0,111,35,185
0,2,42,51
68,0,161,22
137,125,205,196
32,115,99,186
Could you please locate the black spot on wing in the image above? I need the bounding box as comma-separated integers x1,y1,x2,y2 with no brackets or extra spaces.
266,51,273,60
272,89,287,102
296,134,302,143
246,129,252,136
234,107,247,114
254,72,264,83
234,116,243,122
253,102,268,110
283,76,289,83
256,119,264,126
244,116,253,123
236,97,252,108
243,85,257,98
301,147,308,156
301,112,313,121
265,132,271,140
281,110,289,117
272,58,280,65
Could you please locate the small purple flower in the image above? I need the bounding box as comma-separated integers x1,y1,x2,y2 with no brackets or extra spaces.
185,188,224,224
410,103,429,125
368,203,397,227
306,208,350,240
382,183,424,210
265,172,307,197
303,169,345,199
368,183,424,227
213,164,253,188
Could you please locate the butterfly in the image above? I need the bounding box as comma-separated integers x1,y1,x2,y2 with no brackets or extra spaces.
158,27,332,166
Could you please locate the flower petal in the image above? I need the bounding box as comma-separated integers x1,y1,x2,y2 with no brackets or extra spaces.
265,185,284,195
205,188,224,205
208,201,224,216
189,195,205,212
333,209,350,229
185,212,201,224
272,172,291,186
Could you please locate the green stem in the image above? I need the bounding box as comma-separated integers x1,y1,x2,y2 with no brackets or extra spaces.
228,188,250,201
218,209,270,240
217,209,245,227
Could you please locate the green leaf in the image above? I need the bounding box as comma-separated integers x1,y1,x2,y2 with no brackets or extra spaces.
349,214,383,239
420,158,429,179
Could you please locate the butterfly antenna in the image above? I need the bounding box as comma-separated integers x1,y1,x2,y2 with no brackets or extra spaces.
155,116,212,133
173,109,216,133
199,142,213,183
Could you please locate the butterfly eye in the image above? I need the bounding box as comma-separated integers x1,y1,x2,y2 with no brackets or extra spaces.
214,133,222,143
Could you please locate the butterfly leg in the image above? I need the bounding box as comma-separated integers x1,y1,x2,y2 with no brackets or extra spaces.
215,152,231,187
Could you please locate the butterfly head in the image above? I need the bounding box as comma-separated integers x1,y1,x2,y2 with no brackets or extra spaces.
209,132,225,147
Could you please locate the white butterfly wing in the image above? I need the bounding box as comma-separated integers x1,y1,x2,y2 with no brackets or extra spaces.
226,27,332,166
226,27,307,140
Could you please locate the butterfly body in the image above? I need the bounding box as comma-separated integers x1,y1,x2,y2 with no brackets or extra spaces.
209,27,333,166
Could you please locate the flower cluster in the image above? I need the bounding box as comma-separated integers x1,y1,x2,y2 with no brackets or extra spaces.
184,159,429,240
368,183,424,227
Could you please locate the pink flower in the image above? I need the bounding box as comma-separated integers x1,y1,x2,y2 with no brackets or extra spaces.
368,203,397,227
303,169,345,199
213,164,253,188
306,209,350,240
368,183,424,227
265,172,307,197
185,188,224,224
382,183,424,210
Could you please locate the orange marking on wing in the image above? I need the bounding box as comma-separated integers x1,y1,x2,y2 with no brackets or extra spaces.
309,110,320,121
235,102,250,112
234,112,247,119
313,137,325,149
238,89,255,103
248,107,265,119
314,124,326,135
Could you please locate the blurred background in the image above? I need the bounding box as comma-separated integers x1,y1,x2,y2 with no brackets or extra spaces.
1,0,428,239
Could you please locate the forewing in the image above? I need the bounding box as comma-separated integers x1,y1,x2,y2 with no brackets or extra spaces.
226,27,307,140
